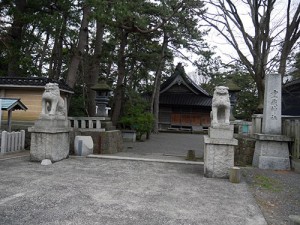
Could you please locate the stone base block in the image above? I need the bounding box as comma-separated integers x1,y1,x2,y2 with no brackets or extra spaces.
30,131,69,162
122,130,136,142
209,125,234,139
253,138,291,170
74,136,94,156
100,130,123,154
204,136,237,178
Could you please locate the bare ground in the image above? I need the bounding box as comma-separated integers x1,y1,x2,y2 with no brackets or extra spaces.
242,168,300,225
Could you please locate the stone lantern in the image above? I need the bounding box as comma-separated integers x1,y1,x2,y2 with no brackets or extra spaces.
91,79,112,117
225,79,241,121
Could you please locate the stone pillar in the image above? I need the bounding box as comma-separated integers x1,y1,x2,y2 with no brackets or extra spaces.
262,73,282,134
253,74,291,170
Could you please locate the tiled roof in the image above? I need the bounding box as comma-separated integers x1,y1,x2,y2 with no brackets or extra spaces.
0,77,73,93
160,93,212,107
0,98,28,111
160,70,210,96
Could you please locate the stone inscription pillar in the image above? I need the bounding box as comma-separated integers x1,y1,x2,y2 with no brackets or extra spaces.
253,74,291,170
262,73,282,134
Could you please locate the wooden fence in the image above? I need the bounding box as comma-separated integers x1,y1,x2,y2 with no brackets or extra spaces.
0,130,25,153
282,117,300,159
252,114,300,159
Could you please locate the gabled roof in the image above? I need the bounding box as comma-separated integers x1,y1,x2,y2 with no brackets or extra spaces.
160,66,210,96
159,64,212,107
0,77,74,93
0,98,28,111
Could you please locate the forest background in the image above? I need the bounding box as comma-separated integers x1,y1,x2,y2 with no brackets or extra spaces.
1,0,299,133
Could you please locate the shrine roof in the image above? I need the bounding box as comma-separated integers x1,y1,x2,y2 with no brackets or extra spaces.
0,98,28,111
0,77,74,93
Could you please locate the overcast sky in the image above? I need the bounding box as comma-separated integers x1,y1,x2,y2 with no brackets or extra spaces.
177,0,299,80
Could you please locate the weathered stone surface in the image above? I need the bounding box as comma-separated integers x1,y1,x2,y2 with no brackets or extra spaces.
234,136,255,166
41,159,52,166
122,130,136,142
253,73,291,170
229,167,241,183
211,86,231,127
254,133,292,142
29,116,70,162
40,83,66,118
253,139,290,170
30,131,69,162
204,135,237,178
204,135,238,145
100,130,123,154
289,215,300,225
204,144,234,178
262,73,282,134
69,130,123,155
209,126,234,139
74,136,93,156
28,117,69,133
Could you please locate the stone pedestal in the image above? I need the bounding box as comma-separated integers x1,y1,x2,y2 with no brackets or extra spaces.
253,134,291,170
100,130,123,154
204,125,238,178
253,73,291,170
29,117,70,162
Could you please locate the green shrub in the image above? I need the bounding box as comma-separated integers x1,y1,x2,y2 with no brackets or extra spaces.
119,95,154,140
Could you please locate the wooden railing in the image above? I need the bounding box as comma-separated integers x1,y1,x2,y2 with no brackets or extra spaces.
282,117,300,159
0,130,25,153
68,117,106,131
252,114,300,159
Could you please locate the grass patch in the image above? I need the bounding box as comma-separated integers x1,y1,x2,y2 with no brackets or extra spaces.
253,174,283,192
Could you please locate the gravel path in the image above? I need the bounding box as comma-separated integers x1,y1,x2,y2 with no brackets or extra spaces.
121,133,300,225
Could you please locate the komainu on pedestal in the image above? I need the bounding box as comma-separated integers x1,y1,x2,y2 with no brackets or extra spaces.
29,83,70,162
204,86,238,178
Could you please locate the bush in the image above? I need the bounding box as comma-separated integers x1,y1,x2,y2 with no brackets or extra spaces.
119,95,154,140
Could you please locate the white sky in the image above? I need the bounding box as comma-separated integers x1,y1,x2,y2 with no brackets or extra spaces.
176,0,299,82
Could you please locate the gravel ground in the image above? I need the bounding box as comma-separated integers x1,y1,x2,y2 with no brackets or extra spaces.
242,168,300,225
1,132,299,225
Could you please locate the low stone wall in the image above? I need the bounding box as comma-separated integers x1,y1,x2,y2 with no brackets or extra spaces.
99,130,123,154
234,135,256,166
69,130,123,155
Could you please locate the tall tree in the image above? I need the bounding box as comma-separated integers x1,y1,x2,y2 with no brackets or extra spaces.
201,0,300,111
151,29,169,133
7,0,28,77
278,1,300,78
66,2,91,88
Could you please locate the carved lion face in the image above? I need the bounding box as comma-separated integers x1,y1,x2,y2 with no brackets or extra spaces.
214,86,229,95
45,83,60,95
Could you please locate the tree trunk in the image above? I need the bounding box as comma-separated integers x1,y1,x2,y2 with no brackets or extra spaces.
7,0,27,77
85,21,105,116
151,30,169,133
278,0,300,79
254,73,265,113
66,4,91,88
54,14,67,80
111,29,128,126
38,30,50,76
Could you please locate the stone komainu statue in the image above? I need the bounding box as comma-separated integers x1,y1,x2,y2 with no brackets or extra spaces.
211,86,230,126
41,83,66,117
